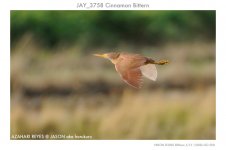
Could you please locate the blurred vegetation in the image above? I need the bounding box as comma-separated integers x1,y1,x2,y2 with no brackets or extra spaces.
11,11,215,49
11,39,215,139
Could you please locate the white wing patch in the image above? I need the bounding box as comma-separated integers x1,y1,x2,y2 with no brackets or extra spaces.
140,64,157,81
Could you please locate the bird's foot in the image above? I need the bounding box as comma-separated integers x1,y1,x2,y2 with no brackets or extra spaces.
156,60,169,65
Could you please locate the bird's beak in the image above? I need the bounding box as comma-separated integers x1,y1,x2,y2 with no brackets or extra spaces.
93,54,108,58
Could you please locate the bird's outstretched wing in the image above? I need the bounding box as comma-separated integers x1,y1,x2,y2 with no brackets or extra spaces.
114,54,157,88
115,57,143,88
115,64,143,88
140,64,157,81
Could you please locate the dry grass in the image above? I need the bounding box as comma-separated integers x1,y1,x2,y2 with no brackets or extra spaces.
11,87,215,139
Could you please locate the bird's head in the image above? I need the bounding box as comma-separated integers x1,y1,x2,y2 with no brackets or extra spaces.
93,52,120,64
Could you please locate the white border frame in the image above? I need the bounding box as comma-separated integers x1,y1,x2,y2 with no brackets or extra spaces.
1,0,224,150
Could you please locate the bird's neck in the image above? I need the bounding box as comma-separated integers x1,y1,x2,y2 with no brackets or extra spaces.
110,59,117,64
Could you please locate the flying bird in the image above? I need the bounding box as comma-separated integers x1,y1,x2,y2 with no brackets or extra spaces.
94,52,168,88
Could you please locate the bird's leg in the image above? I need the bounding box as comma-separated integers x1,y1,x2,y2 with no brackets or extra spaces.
153,60,169,65
146,58,169,65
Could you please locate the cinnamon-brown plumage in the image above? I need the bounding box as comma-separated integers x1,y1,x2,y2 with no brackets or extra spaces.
94,52,168,88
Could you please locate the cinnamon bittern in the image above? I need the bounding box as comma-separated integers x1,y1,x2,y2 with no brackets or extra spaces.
94,52,168,88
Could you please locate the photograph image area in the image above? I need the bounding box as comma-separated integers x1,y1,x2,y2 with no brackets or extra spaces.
10,10,215,140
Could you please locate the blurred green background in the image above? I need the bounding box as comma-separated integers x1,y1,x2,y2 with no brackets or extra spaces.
11,11,215,49
11,11,215,139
